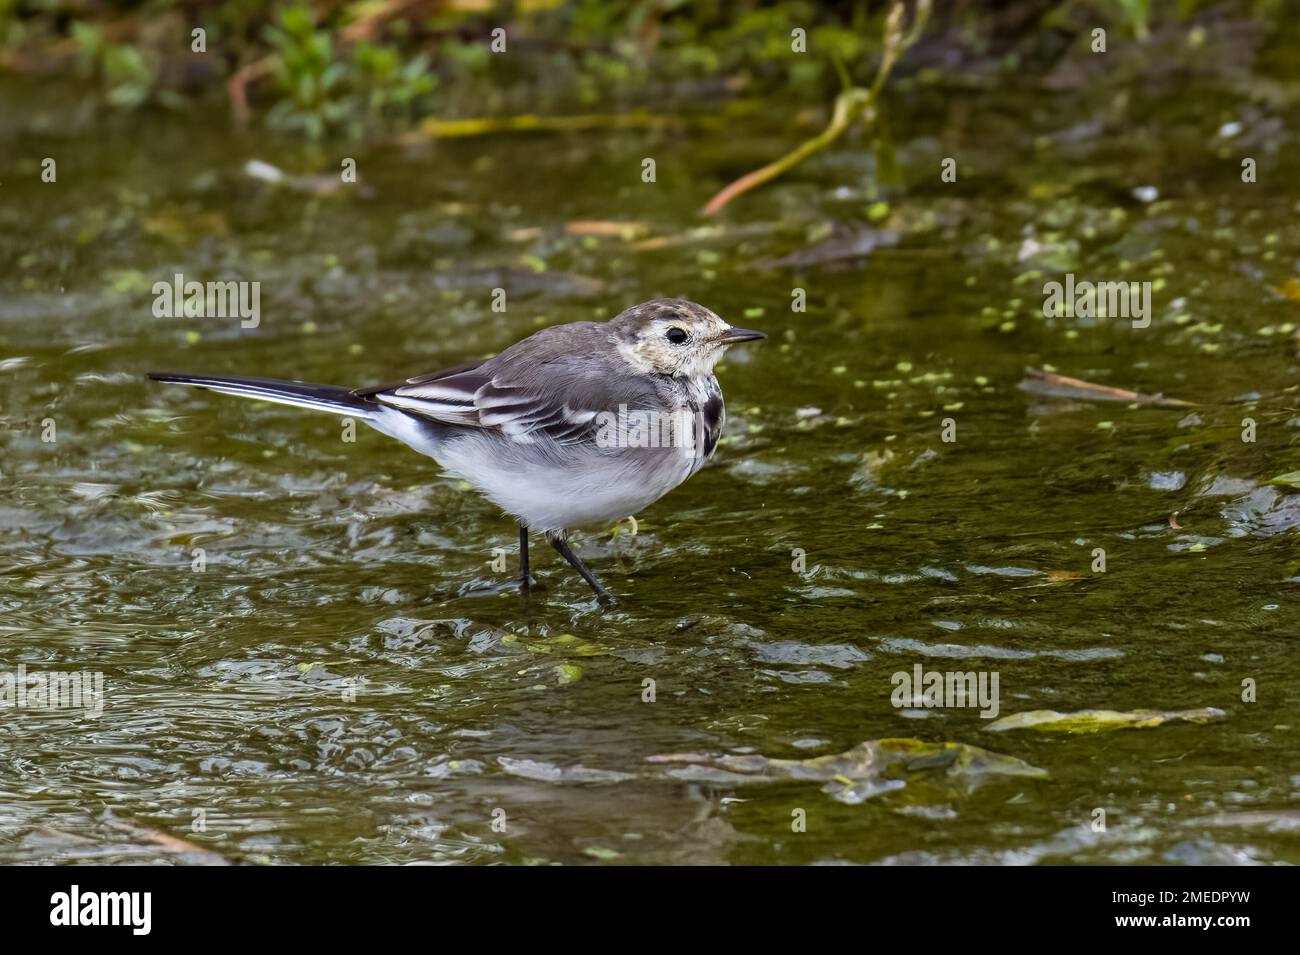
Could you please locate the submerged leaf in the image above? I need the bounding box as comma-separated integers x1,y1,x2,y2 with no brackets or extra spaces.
647,738,1046,805
498,757,632,784
553,663,584,685
521,633,608,657
987,707,1226,733
758,226,899,271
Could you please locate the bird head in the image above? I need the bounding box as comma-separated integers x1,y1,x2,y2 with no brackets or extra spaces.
610,298,765,378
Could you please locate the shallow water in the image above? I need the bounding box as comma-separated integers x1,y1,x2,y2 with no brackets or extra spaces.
2,68,1299,865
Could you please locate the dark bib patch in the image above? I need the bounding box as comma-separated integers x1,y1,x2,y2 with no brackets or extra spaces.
695,389,724,460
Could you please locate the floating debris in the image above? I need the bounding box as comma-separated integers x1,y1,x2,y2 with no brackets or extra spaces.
243,159,350,196
987,707,1226,733
99,813,234,866
1018,368,1192,408
565,220,649,240
1195,811,1300,832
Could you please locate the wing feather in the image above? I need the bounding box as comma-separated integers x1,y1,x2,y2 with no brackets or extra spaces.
362,324,666,446
372,367,611,445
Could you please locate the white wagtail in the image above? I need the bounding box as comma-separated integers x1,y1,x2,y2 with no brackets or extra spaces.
150,298,765,603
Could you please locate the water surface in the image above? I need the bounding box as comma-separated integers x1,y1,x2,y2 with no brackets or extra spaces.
2,72,1298,865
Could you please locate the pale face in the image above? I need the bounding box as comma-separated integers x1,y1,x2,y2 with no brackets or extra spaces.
611,299,765,379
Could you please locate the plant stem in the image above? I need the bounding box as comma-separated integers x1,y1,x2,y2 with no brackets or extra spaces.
700,0,931,217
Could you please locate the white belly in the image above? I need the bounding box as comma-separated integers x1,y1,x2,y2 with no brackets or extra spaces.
434,434,698,531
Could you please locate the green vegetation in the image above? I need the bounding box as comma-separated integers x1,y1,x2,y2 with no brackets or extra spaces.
2,1,1294,143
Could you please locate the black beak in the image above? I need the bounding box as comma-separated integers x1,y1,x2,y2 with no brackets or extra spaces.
717,326,767,344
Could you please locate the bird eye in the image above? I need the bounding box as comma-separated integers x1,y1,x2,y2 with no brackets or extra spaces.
665,327,688,345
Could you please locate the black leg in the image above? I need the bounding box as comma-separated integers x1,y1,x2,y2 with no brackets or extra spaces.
519,523,530,595
545,530,613,604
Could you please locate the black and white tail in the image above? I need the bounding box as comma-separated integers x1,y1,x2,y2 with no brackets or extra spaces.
148,373,377,418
